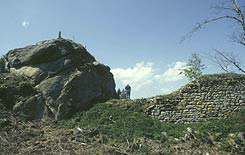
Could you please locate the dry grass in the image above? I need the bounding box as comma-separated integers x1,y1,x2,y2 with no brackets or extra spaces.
0,100,244,155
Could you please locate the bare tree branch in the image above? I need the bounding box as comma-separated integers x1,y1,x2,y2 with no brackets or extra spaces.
210,2,235,14
181,16,243,43
229,32,245,45
207,51,230,73
211,49,245,74
181,0,245,46
181,0,245,76
232,0,245,32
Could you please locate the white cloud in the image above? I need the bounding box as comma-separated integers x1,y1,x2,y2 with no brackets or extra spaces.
111,61,188,99
111,62,154,91
155,61,187,83
21,21,29,28
160,88,172,94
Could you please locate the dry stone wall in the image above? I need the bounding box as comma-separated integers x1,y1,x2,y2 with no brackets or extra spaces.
141,74,245,123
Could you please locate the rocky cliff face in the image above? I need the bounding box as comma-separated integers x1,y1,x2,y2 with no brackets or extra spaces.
4,38,116,120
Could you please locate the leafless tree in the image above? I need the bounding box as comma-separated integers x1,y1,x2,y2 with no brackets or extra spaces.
208,49,245,73
182,0,245,75
181,0,245,46
207,49,245,88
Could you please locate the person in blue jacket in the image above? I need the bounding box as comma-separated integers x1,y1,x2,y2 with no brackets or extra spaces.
125,84,131,99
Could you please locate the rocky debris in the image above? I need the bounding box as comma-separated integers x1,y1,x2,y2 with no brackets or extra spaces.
165,127,245,155
0,116,90,155
226,133,245,154
184,127,196,141
74,127,98,136
3,38,116,120
0,117,236,155
0,99,243,155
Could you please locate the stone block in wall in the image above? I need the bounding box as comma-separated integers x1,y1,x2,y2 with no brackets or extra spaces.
189,109,198,113
239,100,244,104
146,73,245,123
185,105,193,109
218,113,224,117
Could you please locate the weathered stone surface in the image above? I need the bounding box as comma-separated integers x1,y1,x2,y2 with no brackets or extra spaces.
13,94,45,120
5,38,116,120
144,73,245,123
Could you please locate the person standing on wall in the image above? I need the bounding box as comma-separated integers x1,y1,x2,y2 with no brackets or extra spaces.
125,84,131,99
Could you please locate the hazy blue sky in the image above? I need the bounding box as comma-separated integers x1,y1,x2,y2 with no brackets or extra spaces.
1,0,244,98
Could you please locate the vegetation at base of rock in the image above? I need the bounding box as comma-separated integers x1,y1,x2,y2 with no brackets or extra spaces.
0,56,7,73
61,100,181,143
59,99,245,154
16,80,35,96
0,74,35,110
0,72,244,154
0,98,244,154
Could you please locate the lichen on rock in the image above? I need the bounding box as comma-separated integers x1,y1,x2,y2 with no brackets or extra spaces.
3,38,117,120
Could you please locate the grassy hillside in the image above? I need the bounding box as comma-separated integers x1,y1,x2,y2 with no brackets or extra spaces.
59,99,245,155
1,99,244,154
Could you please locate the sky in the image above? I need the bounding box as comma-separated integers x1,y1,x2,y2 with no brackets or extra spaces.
0,0,244,99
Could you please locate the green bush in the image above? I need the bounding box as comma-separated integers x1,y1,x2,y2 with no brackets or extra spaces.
0,56,6,73
0,75,36,109
61,100,189,143
191,109,245,138
180,53,205,81
0,84,16,109
60,99,245,154
16,81,35,96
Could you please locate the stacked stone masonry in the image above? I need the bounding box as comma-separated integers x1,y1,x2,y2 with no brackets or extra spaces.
138,74,245,123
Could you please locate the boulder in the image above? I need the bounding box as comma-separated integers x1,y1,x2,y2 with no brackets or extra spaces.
5,38,116,120
13,94,45,120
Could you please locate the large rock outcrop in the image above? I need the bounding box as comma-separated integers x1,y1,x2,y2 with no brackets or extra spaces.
5,38,116,120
